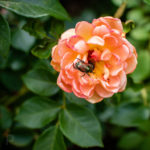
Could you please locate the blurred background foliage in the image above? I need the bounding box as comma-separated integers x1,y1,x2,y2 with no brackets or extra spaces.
0,0,150,150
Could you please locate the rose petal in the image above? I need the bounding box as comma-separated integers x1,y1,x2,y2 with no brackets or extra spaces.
51,61,60,72
101,49,112,61
75,21,94,40
103,16,123,33
95,84,114,98
87,36,104,47
58,40,72,57
86,92,103,103
51,45,61,63
104,34,118,49
112,44,129,61
125,54,137,74
67,36,89,54
61,52,77,69
80,83,95,97
57,73,72,93
118,71,127,92
61,28,75,40
93,25,110,37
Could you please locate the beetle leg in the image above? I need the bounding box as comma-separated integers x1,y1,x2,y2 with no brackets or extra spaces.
76,58,85,63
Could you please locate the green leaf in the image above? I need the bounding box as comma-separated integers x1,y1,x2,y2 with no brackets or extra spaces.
144,0,150,5
22,69,59,96
0,15,11,58
110,102,149,127
130,51,150,83
118,132,143,149
12,28,35,53
49,18,64,39
31,38,55,59
112,0,141,8
0,106,12,130
64,92,89,106
0,71,22,91
34,59,57,75
127,9,144,23
15,97,61,128
23,19,47,39
140,136,150,150
59,104,103,147
130,27,149,41
0,0,70,20
8,128,33,147
33,125,66,150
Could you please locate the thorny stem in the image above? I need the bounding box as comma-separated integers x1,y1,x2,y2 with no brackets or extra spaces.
114,0,128,18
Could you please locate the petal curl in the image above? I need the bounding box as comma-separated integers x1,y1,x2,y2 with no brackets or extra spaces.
86,92,103,104
67,36,89,54
75,21,94,40
61,28,75,40
93,25,110,37
95,84,114,98
103,16,123,33
125,54,137,74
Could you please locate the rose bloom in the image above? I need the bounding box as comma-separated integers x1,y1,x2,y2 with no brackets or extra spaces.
51,16,137,103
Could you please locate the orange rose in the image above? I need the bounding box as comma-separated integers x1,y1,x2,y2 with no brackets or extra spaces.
51,16,137,103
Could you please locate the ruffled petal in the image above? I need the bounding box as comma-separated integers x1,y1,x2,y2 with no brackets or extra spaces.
118,71,127,92
125,54,137,74
101,49,112,61
75,21,94,40
58,39,72,57
80,83,95,97
86,92,103,103
67,36,89,54
103,16,123,33
61,28,75,40
61,51,77,69
112,44,129,61
93,25,110,37
50,61,60,72
95,84,114,98
51,45,61,63
87,36,104,47
57,73,72,93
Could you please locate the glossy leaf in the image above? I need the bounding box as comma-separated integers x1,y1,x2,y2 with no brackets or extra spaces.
65,92,89,106
11,29,35,53
15,97,61,128
49,18,64,39
110,102,149,127
8,128,33,147
23,20,47,39
59,104,103,147
0,0,70,20
0,15,10,58
118,132,143,150
0,71,22,91
33,126,66,150
0,106,12,130
130,51,150,83
22,69,59,96
144,0,150,5
31,38,55,59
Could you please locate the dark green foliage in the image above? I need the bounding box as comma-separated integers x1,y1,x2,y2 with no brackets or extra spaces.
0,0,150,150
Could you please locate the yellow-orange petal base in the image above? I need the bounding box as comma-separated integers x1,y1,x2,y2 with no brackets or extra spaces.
50,16,137,103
